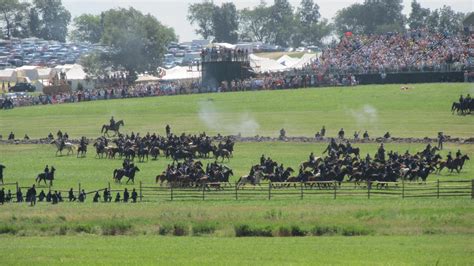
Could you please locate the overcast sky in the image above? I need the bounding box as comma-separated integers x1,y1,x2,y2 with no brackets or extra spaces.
61,0,472,42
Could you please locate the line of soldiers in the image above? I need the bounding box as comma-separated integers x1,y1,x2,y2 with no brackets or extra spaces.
92,188,138,203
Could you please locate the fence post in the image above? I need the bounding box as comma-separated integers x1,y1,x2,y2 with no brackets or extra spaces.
202,184,205,200
402,179,405,199
170,185,174,201
437,179,440,199
333,181,337,199
471,180,473,199
15,182,18,193
78,183,81,195
367,180,371,199
268,182,271,200
139,181,143,202
300,182,303,200
235,182,238,200
108,182,111,192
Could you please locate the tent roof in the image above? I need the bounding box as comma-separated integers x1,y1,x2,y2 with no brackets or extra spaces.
66,65,87,80
37,68,55,79
249,54,287,73
135,74,160,83
160,66,201,81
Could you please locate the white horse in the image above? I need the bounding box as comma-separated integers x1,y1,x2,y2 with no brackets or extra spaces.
236,171,265,189
51,140,77,156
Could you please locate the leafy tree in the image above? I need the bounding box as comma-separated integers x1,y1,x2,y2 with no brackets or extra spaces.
99,8,176,78
293,0,327,46
187,0,216,40
239,2,272,42
70,14,102,43
437,5,464,33
269,0,295,46
408,0,430,29
32,0,71,42
212,3,239,43
334,0,405,35
0,0,30,39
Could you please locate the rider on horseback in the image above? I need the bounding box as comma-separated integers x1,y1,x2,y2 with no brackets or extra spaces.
456,149,462,159
110,116,116,128
309,152,315,163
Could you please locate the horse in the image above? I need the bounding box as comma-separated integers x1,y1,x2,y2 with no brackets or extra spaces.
438,155,470,173
300,157,322,170
77,145,87,158
213,148,231,162
101,120,124,136
0,164,5,184
113,166,140,184
236,171,264,188
137,147,149,162
36,167,56,186
51,140,77,156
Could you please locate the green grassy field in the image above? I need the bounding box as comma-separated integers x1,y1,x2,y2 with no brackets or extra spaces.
1,235,473,265
0,83,473,139
1,83,473,264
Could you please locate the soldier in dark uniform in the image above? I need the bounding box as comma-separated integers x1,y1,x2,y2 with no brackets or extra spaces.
338,128,345,139
57,130,63,139
363,131,369,140
0,188,5,204
165,124,171,136
103,188,111,202
8,132,14,140
377,143,386,162
320,126,326,137
68,188,76,201
110,116,116,128
78,189,86,202
52,191,59,204
123,188,129,202
38,190,46,202
279,128,286,139
131,188,138,203
309,152,315,163
93,191,100,202
353,131,359,140
29,184,37,206
456,149,462,159
16,188,23,202
260,154,265,165
114,192,121,202
384,132,391,139
437,132,445,150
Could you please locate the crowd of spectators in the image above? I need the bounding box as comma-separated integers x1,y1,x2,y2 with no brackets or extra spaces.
305,29,470,76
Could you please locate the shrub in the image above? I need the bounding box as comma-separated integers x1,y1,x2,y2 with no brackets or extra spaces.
0,225,18,235
291,225,307,237
277,226,292,237
341,225,372,236
58,225,69,235
101,221,132,236
192,223,217,236
234,224,273,237
74,224,94,234
158,224,173,235
311,225,340,236
173,223,189,236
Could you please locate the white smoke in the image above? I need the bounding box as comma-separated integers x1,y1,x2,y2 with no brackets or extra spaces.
347,104,378,128
198,100,260,136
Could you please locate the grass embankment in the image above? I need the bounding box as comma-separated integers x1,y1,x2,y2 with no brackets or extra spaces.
0,83,472,139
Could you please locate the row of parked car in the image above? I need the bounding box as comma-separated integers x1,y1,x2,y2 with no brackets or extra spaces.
0,38,104,69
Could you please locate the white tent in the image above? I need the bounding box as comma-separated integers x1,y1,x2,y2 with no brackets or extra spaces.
135,74,160,83
37,68,56,80
249,54,287,73
16,65,39,81
289,53,317,69
0,69,17,82
160,66,201,81
277,55,299,67
65,65,92,90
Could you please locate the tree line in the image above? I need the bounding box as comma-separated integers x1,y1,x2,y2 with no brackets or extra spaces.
188,0,467,45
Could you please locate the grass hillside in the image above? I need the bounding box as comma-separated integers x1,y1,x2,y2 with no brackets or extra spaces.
0,83,472,139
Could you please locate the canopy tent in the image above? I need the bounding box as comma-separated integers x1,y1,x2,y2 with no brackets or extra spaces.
66,65,87,80
37,68,56,80
276,55,300,67
0,69,17,82
160,66,201,81
16,65,39,81
289,53,317,69
249,54,287,73
135,74,160,83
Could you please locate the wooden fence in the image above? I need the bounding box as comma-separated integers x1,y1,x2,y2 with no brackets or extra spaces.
1,179,473,202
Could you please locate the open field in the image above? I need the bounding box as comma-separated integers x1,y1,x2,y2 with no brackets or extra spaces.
1,83,473,264
0,83,473,139
1,235,473,265
0,142,472,189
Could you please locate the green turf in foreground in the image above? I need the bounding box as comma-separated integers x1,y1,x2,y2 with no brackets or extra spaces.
1,235,473,265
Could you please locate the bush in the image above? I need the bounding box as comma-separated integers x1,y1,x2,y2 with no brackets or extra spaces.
74,224,94,234
291,225,307,237
234,224,273,237
192,223,217,236
173,223,189,236
341,225,372,236
311,225,340,236
158,224,173,235
101,221,132,236
277,226,292,237
0,225,18,235
58,225,69,235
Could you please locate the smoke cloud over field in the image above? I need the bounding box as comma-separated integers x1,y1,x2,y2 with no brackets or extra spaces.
198,100,260,136
347,104,378,128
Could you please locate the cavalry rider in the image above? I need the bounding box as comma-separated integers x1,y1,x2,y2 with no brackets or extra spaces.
384,132,391,139
338,128,345,139
80,136,87,150
447,151,453,165
459,94,464,104
260,154,265,165
456,149,462,159
309,152,315,163
44,165,50,177
110,116,116,129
